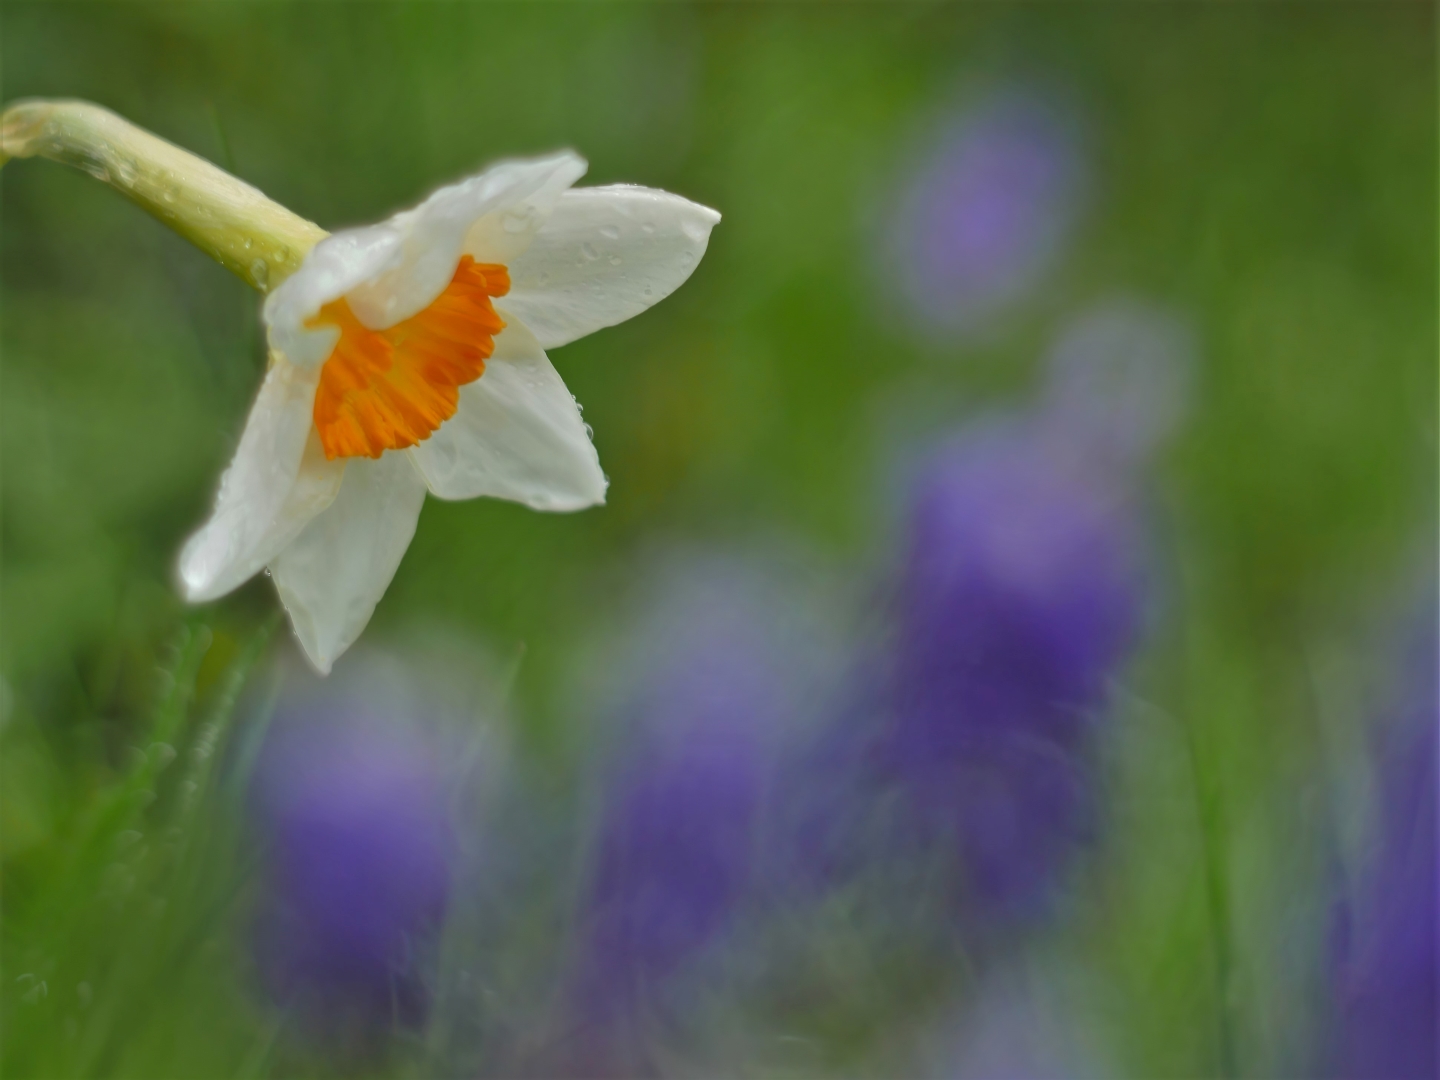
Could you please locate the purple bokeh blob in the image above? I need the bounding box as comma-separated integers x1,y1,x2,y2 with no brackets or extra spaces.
1040,299,1196,476
569,558,816,1044
880,422,1144,917
889,89,1086,336
249,693,456,1042
776,420,1145,926
1333,621,1438,1080
578,653,771,1001
893,425,1140,749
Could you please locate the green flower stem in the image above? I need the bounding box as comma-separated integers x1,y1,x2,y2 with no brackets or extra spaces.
0,98,327,293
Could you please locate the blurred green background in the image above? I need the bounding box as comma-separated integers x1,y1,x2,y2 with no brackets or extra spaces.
1,4,1434,1078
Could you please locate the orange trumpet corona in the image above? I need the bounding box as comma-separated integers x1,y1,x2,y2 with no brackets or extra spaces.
309,256,511,460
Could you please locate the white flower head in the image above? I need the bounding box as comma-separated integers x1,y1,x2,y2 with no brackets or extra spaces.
178,151,719,673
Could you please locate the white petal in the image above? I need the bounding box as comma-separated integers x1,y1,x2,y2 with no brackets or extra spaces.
344,151,587,329
269,451,428,675
262,222,404,368
499,185,720,350
408,319,606,511
179,359,343,603
462,155,590,266
262,152,587,367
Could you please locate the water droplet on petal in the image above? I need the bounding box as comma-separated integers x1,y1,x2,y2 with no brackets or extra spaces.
609,256,622,267
250,259,269,289
599,224,621,240
580,242,599,261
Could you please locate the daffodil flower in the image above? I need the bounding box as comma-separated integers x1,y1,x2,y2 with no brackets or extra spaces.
184,154,718,671
1,102,718,673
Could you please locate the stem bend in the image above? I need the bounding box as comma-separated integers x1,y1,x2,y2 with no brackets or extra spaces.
1,99,327,292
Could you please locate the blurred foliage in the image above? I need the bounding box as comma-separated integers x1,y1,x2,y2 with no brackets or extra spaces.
1,3,1433,1078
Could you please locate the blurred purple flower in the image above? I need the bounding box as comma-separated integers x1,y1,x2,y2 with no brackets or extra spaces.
895,424,1141,747
768,669,890,893
1040,299,1196,475
926,966,1112,1080
249,686,456,1043
580,661,769,999
888,88,1086,337
569,557,816,1044
1333,622,1438,1080
880,421,1144,917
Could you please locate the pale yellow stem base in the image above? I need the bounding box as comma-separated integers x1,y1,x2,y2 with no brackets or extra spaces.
1,99,328,293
